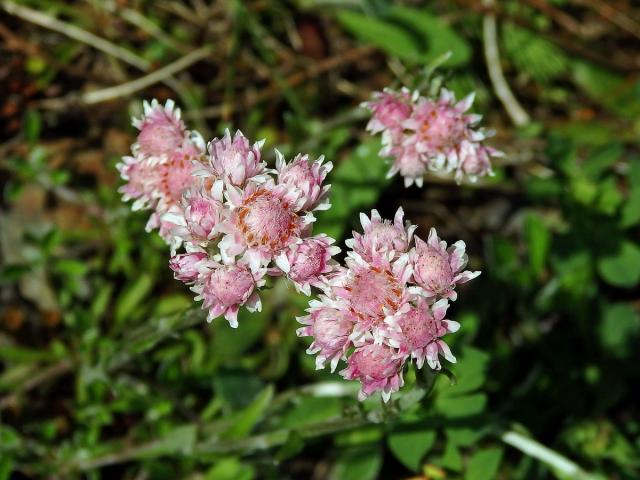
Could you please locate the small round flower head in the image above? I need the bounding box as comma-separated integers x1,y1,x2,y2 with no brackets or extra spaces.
365,87,502,187
388,298,459,369
192,260,266,328
220,181,314,271
276,151,333,211
275,235,341,295
411,228,481,301
301,211,480,402
297,301,355,371
132,99,188,159
195,129,267,187
169,251,208,283
346,208,416,262
340,342,405,402
333,251,412,343
455,140,501,184
117,99,206,243
164,180,225,248
363,88,412,135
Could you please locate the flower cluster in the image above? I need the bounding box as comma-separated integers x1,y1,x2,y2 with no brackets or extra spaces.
116,100,207,243
363,87,503,187
119,100,339,328
297,208,480,401
168,136,339,328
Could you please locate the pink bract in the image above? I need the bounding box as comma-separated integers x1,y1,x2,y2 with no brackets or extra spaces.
389,298,459,369
364,87,503,187
411,228,481,301
297,301,354,371
275,151,333,212
194,129,267,187
340,342,405,402
275,235,340,296
192,260,265,328
346,207,416,261
169,251,208,283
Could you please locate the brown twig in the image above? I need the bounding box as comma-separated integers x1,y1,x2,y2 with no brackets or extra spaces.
0,359,73,411
195,45,375,119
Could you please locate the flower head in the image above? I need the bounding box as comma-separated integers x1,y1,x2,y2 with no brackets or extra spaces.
346,208,416,262
276,235,340,295
340,342,405,401
219,181,315,271
276,151,333,211
388,298,459,369
300,211,479,402
364,87,502,187
411,228,481,301
192,260,266,328
297,301,354,371
169,251,208,283
195,130,267,187
117,99,206,243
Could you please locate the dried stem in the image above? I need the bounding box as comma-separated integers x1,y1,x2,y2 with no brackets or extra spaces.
482,0,531,127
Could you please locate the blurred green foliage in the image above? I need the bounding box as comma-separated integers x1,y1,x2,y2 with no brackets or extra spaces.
1,0,640,479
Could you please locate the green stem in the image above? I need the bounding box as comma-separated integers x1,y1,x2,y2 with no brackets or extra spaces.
500,430,603,480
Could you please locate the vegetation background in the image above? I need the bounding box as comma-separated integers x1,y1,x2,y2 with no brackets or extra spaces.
1,0,640,478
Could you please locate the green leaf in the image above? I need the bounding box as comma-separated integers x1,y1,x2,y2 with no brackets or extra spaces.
330,446,382,480
435,393,487,418
114,273,154,324
23,109,42,143
336,11,420,61
597,241,640,288
583,143,623,179
388,427,436,471
206,458,255,480
598,303,640,358
438,347,489,397
524,213,551,277
388,6,471,67
281,396,343,428
621,161,640,228
222,386,274,440
502,24,568,83
140,424,197,457
465,447,503,480
440,441,462,471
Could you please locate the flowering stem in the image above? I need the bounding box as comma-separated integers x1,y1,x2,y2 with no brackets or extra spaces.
499,430,604,480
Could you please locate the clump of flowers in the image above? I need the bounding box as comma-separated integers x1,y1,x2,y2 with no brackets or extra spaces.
297,208,480,401
363,87,503,187
117,100,207,244
118,100,339,328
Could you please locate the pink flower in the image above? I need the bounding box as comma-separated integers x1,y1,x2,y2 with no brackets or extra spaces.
297,301,354,371
219,181,314,271
363,88,412,135
164,180,225,247
275,151,333,211
364,87,502,187
192,260,266,328
340,342,405,402
169,251,208,283
332,252,412,343
388,298,459,369
117,100,206,243
346,208,416,261
455,140,501,183
195,130,267,187
132,99,189,159
275,235,340,295
411,228,480,301
300,210,480,402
